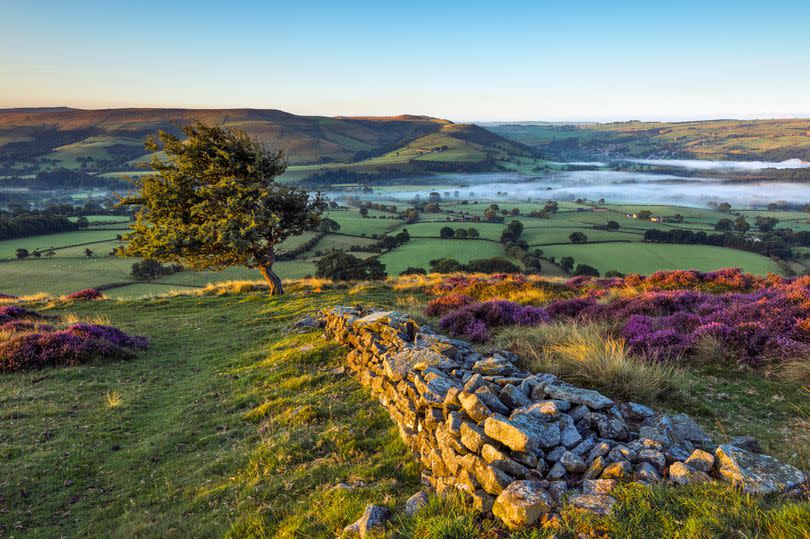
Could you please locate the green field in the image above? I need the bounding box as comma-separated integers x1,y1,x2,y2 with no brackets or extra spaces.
2,191,807,299
378,238,512,275
542,242,783,275
490,118,810,161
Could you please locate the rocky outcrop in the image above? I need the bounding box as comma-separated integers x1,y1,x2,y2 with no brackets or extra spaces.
321,307,807,529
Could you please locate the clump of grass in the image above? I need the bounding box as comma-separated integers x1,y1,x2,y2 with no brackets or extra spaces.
197,280,269,296
105,390,121,408
394,492,496,539
495,322,686,404
395,294,428,316
557,482,810,539
780,359,810,385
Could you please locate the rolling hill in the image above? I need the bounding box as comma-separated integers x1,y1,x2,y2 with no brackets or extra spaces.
0,108,535,181
488,118,810,162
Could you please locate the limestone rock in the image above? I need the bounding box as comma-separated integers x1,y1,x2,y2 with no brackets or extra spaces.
460,421,490,453
601,460,632,479
473,457,513,495
582,479,616,495
634,462,662,483
560,451,587,474
473,354,516,376
458,390,491,423
637,449,667,474
404,491,428,516
684,449,715,473
583,455,606,480
620,401,655,422
500,383,532,409
482,443,530,478
544,384,614,410
715,444,806,495
484,414,560,453
568,493,616,516
343,504,391,538
668,461,711,486
492,480,553,529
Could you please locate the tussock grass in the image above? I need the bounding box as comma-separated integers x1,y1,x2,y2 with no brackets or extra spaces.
781,359,810,385
495,322,687,404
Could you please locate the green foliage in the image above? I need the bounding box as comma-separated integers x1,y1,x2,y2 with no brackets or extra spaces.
119,122,324,294
573,263,600,276
15,248,28,259
439,226,455,239
560,256,575,273
315,252,386,281
130,259,181,281
715,218,734,231
465,256,521,274
399,266,427,276
429,257,466,273
569,231,588,243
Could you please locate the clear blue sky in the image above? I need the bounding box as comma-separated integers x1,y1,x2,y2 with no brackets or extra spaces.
2,0,809,121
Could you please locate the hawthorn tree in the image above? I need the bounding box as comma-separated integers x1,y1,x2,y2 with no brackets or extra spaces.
118,122,324,295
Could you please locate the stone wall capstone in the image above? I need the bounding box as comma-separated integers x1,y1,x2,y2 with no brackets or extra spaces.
321,306,807,529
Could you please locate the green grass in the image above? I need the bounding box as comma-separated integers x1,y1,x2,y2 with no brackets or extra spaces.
1,284,808,538
378,238,510,275
541,242,783,275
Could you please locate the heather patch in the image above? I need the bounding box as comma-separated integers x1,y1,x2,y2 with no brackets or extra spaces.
438,300,550,342
65,288,104,300
0,306,148,373
426,269,810,368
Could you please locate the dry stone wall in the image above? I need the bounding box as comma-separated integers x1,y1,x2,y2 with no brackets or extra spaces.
322,306,807,529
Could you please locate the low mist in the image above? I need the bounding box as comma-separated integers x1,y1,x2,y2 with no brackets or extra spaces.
326,169,810,208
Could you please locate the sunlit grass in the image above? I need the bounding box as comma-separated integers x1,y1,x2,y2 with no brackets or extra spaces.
495,322,687,404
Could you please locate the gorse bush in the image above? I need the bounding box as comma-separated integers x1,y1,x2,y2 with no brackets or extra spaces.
0,305,148,373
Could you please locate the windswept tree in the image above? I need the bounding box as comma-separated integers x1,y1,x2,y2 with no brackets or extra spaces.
118,122,324,295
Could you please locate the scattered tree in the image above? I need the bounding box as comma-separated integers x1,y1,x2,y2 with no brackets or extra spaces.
715,219,734,231
118,122,324,295
569,232,588,243
573,264,600,277
399,266,427,276
440,226,455,239
315,252,386,281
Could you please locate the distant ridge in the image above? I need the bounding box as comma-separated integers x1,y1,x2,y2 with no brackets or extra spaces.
0,107,454,167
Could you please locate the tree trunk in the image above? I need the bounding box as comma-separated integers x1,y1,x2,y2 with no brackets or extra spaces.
258,261,284,295
256,246,284,296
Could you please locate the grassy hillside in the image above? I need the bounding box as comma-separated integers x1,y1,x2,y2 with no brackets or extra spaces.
1,279,808,537
0,108,452,171
489,119,810,162
0,108,541,182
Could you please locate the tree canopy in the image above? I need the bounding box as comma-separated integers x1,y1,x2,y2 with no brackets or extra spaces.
118,122,324,295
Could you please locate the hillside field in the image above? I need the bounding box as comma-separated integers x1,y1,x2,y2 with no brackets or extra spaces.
489,118,810,161
1,278,808,537
2,194,807,298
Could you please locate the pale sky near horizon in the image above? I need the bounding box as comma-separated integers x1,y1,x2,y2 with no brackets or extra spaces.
2,0,809,122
